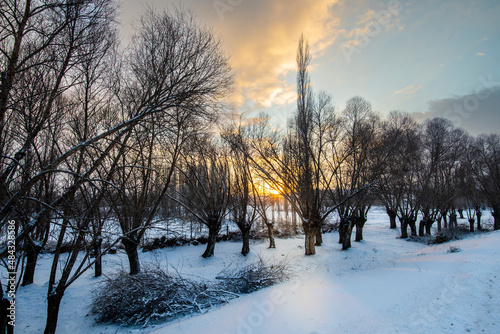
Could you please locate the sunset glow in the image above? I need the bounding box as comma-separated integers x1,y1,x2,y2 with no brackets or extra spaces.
119,0,500,135
255,179,282,197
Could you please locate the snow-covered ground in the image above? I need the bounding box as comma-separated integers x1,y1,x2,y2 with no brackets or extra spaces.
13,207,500,333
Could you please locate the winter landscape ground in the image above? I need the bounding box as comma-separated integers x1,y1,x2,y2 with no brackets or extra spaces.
13,207,500,334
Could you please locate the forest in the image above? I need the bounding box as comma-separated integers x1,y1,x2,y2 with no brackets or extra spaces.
1,1,499,333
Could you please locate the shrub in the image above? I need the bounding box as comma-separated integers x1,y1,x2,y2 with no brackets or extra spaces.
216,256,290,293
91,267,237,326
92,257,290,326
427,233,455,245
448,246,462,253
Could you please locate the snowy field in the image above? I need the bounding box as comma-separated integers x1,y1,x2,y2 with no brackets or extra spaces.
14,207,500,334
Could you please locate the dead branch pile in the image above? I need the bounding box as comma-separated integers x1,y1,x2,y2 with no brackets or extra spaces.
216,256,290,293
91,267,238,326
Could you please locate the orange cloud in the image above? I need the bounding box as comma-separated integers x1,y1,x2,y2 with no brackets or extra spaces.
209,0,340,110
119,0,340,111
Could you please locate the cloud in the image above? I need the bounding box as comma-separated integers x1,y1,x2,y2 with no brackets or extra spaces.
207,0,340,110
417,86,500,136
394,85,422,96
338,1,404,49
119,0,341,111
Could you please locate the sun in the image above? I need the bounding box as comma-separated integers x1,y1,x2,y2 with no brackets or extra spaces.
265,184,281,196
258,182,281,196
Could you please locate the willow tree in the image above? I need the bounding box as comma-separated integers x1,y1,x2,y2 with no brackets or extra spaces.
105,7,232,272
417,118,468,236
170,139,232,258
470,134,500,230
226,132,259,256
334,96,380,249
376,111,415,229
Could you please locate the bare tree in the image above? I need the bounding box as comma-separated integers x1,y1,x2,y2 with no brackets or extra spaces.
104,7,232,273
470,134,500,230
255,191,276,249
334,96,379,249
419,119,470,236
281,89,339,255
232,101,350,255
269,37,351,255
228,37,372,255
226,129,258,256
377,112,420,229
171,139,232,258
0,4,232,333
457,135,485,232
225,116,277,249
0,0,117,202
379,113,422,238
0,2,120,333
417,118,466,236
106,122,165,275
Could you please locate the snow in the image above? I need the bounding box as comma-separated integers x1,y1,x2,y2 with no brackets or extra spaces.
11,207,500,333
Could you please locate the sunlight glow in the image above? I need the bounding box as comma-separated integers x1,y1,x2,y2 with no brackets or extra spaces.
256,180,282,197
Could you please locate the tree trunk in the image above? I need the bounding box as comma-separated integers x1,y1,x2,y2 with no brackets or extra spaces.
94,237,103,278
400,217,409,239
476,210,482,230
449,212,458,230
22,243,41,286
266,222,276,249
355,216,366,242
122,238,140,275
448,212,458,238
437,216,442,233
408,219,417,236
315,224,323,246
339,218,353,250
44,292,64,334
425,219,434,235
241,227,250,256
292,210,297,234
468,218,475,232
443,214,448,229
303,224,316,255
202,226,219,258
458,209,464,219
418,220,426,237
387,208,397,229
493,209,500,231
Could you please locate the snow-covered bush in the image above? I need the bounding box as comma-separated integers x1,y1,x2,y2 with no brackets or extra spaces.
91,256,290,326
216,256,290,293
91,267,237,326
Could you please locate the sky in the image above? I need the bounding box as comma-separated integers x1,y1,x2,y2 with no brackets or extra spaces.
118,0,500,136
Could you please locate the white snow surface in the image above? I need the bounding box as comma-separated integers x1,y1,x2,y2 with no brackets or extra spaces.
13,207,500,333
